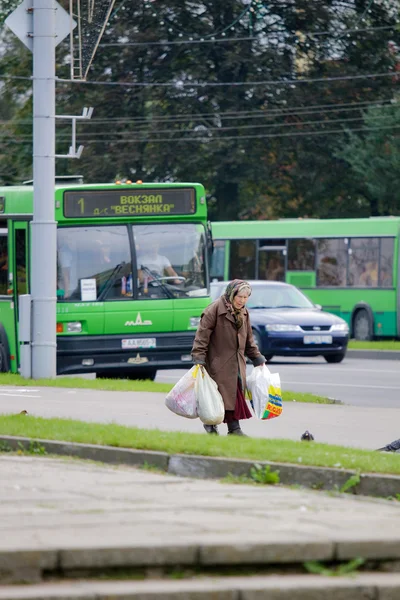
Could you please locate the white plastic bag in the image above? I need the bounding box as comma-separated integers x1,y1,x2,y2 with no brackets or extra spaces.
247,365,283,420
195,366,225,425
165,365,200,419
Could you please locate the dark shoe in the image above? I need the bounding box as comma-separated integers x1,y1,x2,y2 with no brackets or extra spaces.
227,420,248,437
203,424,219,435
228,428,248,437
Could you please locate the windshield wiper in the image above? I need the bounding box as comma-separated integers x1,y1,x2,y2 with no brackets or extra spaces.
140,265,174,299
98,262,127,300
275,305,301,309
248,305,271,309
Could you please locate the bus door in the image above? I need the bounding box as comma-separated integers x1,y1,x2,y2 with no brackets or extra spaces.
7,221,29,372
258,241,286,282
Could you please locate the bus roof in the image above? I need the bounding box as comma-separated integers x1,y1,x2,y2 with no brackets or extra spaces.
212,217,400,239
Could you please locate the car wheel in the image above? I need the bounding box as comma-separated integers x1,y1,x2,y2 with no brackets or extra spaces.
324,353,346,364
353,308,373,341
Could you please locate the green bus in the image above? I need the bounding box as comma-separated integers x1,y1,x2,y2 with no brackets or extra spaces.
0,179,211,378
211,218,399,341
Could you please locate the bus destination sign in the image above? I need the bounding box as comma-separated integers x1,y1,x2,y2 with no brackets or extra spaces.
64,188,195,218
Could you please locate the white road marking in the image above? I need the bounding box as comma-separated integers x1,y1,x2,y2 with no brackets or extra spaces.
0,392,41,398
282,380,400,390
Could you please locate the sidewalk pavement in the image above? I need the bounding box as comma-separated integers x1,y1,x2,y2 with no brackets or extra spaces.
1,455,400,594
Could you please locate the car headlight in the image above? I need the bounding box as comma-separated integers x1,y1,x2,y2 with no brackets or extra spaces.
330,323,349,333
266,324,302,332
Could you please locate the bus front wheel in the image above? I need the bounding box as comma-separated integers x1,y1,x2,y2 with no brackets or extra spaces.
353,309,373,341
96,368,157,381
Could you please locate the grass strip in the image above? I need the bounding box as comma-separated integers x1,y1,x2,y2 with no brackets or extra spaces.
0,414,399,475
0,372,334,404
348,340,400,350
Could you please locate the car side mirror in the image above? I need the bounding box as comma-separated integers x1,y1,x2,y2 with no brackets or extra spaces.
314,304,322,310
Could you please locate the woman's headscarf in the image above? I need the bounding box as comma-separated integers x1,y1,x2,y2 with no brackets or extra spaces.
224,279,252,330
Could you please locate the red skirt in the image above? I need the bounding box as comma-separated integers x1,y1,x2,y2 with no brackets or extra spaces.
224,379,252,423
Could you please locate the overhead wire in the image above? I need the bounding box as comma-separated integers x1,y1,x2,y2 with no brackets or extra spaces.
99,24,398,47
1,123,398,144
54,69,399,87
0,99,397,127
2,114,399,142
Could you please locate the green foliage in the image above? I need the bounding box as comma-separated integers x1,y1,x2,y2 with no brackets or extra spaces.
0,440,12,452
339,472,361,494
304,557,365,577
337,106,400,216
250,463,280,485
17,440,47,456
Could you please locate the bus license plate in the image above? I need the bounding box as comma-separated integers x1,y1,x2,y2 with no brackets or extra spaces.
304,335,332,345
122,338,156,349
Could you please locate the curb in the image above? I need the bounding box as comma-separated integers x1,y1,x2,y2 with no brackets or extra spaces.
1,434,400,499
1,572,400,600
346,349,400,360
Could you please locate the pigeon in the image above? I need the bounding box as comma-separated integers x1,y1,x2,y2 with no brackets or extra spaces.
301,430,314,441
19,410,28,415
376,438,400,452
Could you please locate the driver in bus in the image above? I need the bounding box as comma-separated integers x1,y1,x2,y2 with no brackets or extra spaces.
138,241,182,285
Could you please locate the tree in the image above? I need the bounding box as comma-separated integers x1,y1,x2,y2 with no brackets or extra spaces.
0,0,399,221
337,104,400,216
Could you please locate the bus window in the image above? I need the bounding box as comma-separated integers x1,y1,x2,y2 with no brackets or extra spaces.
15,229,27,295
210,240,225,281
349,238,379,288
134,223,208,298
0,234,7,294
288,239,315,270
380,238,394,288
317,239,347,287
259,252,285,281
57,226,131,301
229,240,256,280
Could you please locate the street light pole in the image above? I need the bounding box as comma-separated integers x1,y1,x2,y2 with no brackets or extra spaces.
31,0,57,378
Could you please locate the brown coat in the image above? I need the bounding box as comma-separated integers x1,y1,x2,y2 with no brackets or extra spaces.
191,297,265,411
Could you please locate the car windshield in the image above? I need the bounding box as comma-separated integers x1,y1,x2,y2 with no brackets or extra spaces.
210,283,314,309
247,285,314,309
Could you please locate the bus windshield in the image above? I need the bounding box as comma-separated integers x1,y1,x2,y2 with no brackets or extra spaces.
57,223,207,301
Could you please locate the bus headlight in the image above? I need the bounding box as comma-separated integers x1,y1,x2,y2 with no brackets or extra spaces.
189,317,201,328
266,324,302,332
67,322,82,333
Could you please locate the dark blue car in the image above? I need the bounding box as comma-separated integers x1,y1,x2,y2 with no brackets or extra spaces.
210,280,349,363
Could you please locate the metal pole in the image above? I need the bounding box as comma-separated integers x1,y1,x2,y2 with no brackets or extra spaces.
31,0,57,378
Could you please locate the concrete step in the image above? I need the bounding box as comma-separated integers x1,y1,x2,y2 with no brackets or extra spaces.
1,572,400,599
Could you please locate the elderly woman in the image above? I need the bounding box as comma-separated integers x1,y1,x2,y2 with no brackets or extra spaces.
191,279,265,436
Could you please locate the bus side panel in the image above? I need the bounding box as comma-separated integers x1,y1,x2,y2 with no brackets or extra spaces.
0,299,17,372
302,289,397,337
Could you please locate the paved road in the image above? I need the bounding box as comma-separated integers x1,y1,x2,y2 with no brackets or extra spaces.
156,356,400,408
